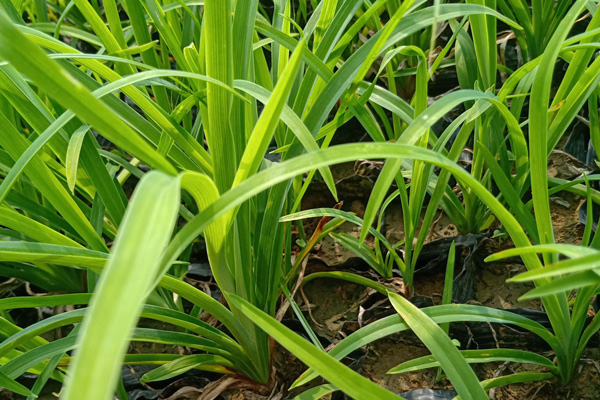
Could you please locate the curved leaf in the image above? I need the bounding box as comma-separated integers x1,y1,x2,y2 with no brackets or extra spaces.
388,293,488,400
227,294,406,400
61,171,180,400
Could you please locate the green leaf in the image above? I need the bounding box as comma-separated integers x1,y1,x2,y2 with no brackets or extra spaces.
234,81,337,196
0,207,82,248
455,372,555,400
0,294,92,310
233,39,307,186
0,11,177,175
0,242,108,267
204,0,236,193
388,349,558,374
528,0,587,250
140,354,233,382
227,294,406,400
291,384,338,400
388,293,489,400
65,125,90,193
302,271,390,295
486,244,597,263
281,208,395,248
517,271,600,300
0,111,106,251
61,171,181,400
329,233,386,277
164,142,542,287
0,369,35,396
359,90,494,243
507,252,600,282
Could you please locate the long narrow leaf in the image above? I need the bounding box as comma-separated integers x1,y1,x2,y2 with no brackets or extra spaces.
61,171,180,400
389,293,488,400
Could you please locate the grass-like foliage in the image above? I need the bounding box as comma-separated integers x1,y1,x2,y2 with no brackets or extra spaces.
0,1,600,400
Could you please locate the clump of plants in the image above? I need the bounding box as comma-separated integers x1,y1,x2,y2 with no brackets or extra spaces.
0,0,599,399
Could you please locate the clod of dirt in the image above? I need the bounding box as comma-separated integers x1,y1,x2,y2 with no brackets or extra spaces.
547,150,593,180
302,275,368,341
550,191,585,245
471,239,540,311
